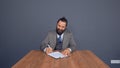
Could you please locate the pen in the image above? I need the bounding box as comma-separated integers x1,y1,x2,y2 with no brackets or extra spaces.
47,44,51,48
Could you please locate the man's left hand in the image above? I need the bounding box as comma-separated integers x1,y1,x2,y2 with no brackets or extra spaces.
61,48,71,56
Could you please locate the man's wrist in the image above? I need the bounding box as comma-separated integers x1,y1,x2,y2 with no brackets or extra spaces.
44,48,47,52
68,48,72,52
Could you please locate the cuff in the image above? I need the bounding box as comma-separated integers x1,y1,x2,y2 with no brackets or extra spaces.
68,48,72,52
44,48,47,52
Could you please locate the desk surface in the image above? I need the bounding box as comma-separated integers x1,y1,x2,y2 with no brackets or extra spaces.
12,50,110,68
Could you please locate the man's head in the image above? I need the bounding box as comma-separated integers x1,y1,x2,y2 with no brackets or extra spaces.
56,17,68,35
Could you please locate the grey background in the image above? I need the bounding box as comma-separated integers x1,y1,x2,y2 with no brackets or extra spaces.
0,0,120,68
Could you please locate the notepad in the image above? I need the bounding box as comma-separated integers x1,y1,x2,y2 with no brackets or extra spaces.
48,52,67,59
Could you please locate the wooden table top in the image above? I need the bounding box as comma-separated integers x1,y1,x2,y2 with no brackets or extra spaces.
12,50,110,68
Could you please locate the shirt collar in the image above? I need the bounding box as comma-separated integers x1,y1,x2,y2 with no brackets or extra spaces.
57,33,64,38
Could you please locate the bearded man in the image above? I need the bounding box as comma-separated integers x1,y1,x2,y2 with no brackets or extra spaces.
40,17,76,56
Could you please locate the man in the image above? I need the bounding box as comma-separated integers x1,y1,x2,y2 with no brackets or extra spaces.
40,17,76,56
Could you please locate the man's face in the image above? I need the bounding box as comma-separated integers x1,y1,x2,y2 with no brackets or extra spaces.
56,20,67,35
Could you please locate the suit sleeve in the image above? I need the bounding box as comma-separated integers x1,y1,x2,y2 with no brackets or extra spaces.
69,33,76,51
40,32,50,51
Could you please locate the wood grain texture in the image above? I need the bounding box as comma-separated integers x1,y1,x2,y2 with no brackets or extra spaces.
12,50,110,68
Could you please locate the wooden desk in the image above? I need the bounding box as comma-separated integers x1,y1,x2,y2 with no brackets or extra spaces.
12,50,110,68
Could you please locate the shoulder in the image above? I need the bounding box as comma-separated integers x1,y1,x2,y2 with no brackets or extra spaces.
64,29,72,34
47,30,56,35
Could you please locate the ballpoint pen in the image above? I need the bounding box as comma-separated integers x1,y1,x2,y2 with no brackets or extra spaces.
47,44,51,48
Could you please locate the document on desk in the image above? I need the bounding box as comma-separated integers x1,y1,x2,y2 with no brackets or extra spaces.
48,52,67,59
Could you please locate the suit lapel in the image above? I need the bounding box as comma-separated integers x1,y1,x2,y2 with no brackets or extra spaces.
52,31,57,49
62,31,68,49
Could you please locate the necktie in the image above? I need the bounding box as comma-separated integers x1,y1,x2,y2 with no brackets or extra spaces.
55,35,62,50
58,35,62,43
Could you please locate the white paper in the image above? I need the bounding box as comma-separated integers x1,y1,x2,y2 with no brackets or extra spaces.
48,52,67,59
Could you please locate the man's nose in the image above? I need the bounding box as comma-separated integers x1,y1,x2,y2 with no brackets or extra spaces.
59,27,63,30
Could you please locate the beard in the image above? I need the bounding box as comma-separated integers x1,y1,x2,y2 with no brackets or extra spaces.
56,28,66,35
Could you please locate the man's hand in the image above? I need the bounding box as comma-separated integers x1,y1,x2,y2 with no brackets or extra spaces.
61,48,71,56
45,47,53,55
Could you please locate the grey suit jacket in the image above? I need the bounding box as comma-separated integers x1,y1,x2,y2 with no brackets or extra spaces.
40,29,76,52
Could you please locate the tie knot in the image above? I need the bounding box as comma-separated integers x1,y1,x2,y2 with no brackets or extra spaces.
58,35,62,43
59,35,61,38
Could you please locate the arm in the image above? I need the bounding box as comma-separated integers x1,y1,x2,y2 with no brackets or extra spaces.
40,32,53,54
40,32,50,51
62,33,76,56
69,33,76,52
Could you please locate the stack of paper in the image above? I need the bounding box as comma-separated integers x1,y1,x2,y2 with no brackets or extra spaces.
48,52,67,59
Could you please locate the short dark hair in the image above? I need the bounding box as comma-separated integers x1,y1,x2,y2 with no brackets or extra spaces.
57,17,68,26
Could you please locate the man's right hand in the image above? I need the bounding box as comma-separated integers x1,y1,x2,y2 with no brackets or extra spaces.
45,47,53,55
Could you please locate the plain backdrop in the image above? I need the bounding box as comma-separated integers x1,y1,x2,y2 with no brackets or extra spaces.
0,0,120,68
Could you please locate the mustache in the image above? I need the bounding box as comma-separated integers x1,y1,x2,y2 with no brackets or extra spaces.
56,28,65,35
